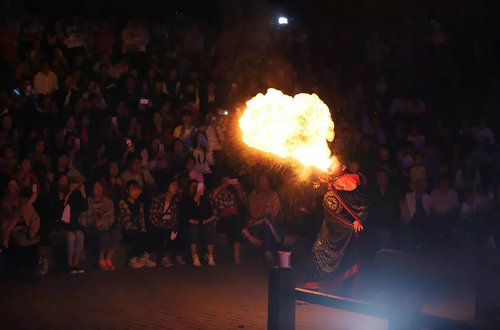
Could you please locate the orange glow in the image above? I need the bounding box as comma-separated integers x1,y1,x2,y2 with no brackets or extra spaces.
239,88,337,173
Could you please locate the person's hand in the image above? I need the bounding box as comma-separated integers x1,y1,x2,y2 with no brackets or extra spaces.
28,229,37,239
353,220,364,233
96,220,105,230
188,219,199,225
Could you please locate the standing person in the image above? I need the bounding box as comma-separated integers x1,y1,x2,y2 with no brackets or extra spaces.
306,160,368,293
212,177,247,264
79,181,120,271
49,175,88,274
178,179,216,267
149,175,185,267
117,180,156,269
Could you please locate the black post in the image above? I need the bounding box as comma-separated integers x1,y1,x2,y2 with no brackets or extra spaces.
268,267,295,330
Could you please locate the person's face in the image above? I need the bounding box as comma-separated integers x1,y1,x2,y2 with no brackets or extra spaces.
6,180,19,197
81,116,90,128
67,117,76,129
439,180,449,191
168,181,179,195
465,156,473,167
2,116,12,130
174,140,183,153
257,176,270,191
185,159,195,172
126,77,135,90
154,81,162,93
182,115,192,126
35,140,45,153
379,148,390,161
153,112,162,126
151,138,160,150
58,176,69,190
41,63,49,74
93,182,103,198
131,159,142,173
128,185,142,199
58,154,69,168
376,172,388,188
20,159,31,173
4,148,14,159
109,162,119,176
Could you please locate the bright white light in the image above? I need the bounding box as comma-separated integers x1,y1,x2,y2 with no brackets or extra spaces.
278,16,288,25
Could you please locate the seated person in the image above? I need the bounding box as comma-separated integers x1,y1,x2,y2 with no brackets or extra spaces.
178,179,216,267
241,174,285,262
212,176,247,264
149,175,185,267
118,180,156,269
79,181,120,271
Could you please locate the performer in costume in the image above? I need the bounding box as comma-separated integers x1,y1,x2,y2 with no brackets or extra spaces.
306,161,368,292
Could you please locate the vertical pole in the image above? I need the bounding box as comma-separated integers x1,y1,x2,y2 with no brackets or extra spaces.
268,267,295,330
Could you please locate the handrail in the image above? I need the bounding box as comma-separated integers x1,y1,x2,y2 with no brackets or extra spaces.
267,268,497,330
294,288,481,329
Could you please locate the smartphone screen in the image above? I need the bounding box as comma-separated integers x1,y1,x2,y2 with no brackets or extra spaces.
139,98,149,105
125,138,133,147
111,116,118,125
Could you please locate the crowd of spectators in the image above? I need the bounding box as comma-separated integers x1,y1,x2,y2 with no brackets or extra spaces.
0,9,499,279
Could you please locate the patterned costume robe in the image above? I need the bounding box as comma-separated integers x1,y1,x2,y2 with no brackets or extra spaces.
311,174,368,281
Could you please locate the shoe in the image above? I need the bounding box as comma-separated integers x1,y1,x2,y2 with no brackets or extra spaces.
192,255,201,267
205,254,216,266
175,255,186,266
99,259,109,271
140,253,157,268
76,266,85,274
69,267,78,274
128,257,144,269
105,259,116,271
161,256,173,268
264,251,275,262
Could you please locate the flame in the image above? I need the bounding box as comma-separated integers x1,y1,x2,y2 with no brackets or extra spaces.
239,88,336,172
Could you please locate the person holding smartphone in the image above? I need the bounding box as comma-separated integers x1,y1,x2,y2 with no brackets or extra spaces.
49,175,88,274
178,179,216,267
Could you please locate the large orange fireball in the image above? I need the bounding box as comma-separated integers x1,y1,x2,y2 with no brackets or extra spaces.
238,88,337,172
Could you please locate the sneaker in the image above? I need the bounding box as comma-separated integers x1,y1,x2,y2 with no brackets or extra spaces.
264,251,275,262
105,259,116,271
205,254,216,266
140,253,157,268
76,266,85,274
192,255,202,267
69,267,78,274
161,256,173,268
128,257,144,269
99,259,109,271
175,255,186,266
